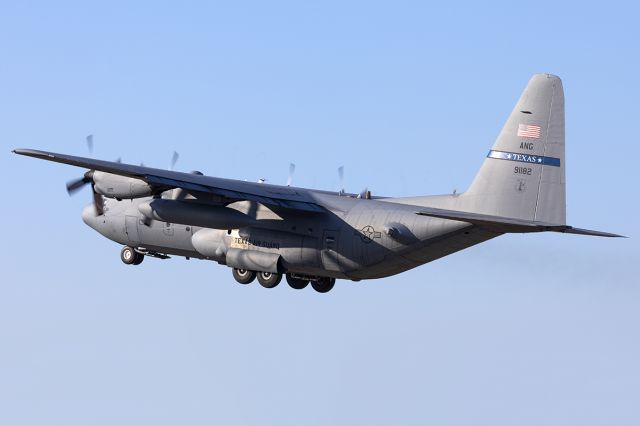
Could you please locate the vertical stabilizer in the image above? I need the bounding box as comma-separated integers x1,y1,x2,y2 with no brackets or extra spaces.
463,74,566,224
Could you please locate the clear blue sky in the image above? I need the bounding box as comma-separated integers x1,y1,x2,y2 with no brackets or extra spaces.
1,1,638,425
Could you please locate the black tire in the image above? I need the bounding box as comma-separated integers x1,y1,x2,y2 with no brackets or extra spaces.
257,272,282,288
133,252,145,265
232,268,256,284
311,277,335,293
286,274,309,290
121,246,137,265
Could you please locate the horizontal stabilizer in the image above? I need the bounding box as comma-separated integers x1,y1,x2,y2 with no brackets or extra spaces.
415,208,625,238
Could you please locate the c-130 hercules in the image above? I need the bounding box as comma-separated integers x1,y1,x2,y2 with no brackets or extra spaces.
13,74,622,293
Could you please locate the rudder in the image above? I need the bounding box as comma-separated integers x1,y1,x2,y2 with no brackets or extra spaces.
463,74,566,224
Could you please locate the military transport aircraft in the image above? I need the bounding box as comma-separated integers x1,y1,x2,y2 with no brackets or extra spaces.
13,74,622,293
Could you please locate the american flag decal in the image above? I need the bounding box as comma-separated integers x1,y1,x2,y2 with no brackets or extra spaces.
517,124,541,139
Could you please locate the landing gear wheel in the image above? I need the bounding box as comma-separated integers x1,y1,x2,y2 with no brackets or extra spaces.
121,246,141,265
257,272,282,288
232,268,256,284
286,274,309,290
133,253,145,265
311,277,335,293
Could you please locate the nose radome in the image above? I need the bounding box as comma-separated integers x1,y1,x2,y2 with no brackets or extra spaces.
82,203,96,228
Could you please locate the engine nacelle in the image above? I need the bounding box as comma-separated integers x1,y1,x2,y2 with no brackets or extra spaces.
225,248,281,273
93,171,155,199
190,229,281,273
138,199,256,229
191,229,227,261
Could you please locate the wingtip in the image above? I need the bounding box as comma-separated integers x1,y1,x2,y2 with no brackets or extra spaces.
12,148,53,159
561,226,626,238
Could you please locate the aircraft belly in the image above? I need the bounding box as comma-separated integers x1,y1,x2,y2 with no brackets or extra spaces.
402,226,500,264
335,200,503,279
348,226,501,279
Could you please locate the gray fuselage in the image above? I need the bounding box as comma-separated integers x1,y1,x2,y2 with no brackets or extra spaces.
82,190,500,280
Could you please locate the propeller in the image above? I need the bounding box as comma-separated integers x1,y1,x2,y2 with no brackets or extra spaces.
66,170,94,195
92,188,105,215
67,142,179,218
66,170,104,215
357,187,371,199
286,163,296,186
65,135,104,215
335,165,371,198
170,151,179,170
338,166,345,195
66,134,95,194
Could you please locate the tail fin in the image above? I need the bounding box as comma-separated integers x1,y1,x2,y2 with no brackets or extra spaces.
463,74,565,224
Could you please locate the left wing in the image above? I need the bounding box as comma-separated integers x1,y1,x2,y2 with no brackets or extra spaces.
13,149,326,213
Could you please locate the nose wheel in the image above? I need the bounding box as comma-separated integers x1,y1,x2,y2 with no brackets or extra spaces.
121,246,144,265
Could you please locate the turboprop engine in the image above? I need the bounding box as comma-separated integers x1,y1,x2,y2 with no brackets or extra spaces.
93,171,155,199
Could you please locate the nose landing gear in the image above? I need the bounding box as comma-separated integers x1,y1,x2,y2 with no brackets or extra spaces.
121,246,144,265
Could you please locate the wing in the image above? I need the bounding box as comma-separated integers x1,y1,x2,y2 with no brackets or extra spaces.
13,148,325,213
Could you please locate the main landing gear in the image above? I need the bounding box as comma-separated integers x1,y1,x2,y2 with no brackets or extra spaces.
231,269,335,293
257,271,282,288
232,268,256,284
232,268,283,288
310,277,335,293
285,274,309,290
121,246,144,265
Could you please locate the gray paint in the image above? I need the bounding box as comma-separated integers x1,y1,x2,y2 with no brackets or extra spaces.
13,74,621,285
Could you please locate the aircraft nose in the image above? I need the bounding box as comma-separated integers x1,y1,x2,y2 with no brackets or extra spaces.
82,203,96,227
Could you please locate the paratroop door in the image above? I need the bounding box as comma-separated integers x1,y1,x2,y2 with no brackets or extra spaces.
321,229,340,271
